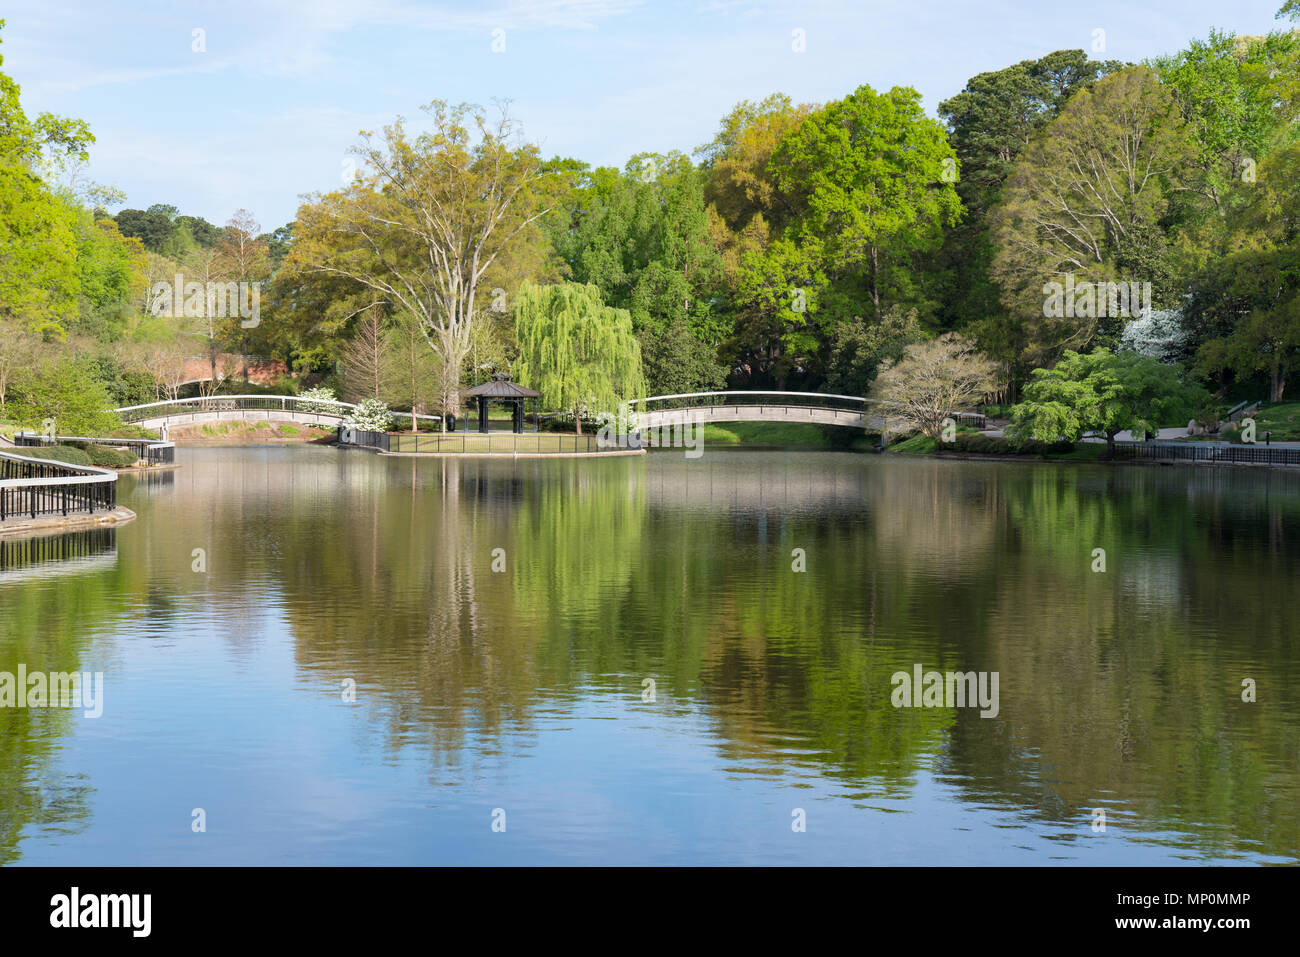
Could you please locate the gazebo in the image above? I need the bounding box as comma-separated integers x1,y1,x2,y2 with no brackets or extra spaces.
462,373,541,433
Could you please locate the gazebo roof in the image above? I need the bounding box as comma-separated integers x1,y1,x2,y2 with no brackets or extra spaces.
462,374,540,399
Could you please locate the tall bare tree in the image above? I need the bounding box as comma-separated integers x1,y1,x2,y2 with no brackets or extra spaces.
292,100,552,431
139,340,191,401
339,305,386,402
216,209,270,382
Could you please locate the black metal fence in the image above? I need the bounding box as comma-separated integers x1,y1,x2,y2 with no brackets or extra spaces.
340,429,626,454
0,451,118,523
347,429,391,452
1112,442,1300,466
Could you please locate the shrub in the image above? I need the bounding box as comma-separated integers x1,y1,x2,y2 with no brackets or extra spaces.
941,433,998,453
344,398,394,433
85,444,137,468
1004,436,1047,455
936,433,1064,456
299,386,339,414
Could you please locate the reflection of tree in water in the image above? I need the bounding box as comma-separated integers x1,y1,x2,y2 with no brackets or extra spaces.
149,449,1300,859
0,528,125,863
951,464,1300,858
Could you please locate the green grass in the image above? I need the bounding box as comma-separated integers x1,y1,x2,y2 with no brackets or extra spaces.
697,422,834,447
278,424,300,435
889,433,936,454
1251,402,1300,441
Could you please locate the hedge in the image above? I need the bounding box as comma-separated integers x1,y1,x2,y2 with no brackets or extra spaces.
85,444,138,468
937,433,1074,456
8,445,94,466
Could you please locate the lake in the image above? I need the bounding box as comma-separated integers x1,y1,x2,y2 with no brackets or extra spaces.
2,446,1297,865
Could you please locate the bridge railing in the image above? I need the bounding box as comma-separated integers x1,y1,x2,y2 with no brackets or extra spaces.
116,395,356,422
630,391,876,413
115,395,448,427
629,391,986,429
0,450,118,523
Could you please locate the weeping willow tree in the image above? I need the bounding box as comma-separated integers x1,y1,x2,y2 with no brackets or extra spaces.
513,282,646,433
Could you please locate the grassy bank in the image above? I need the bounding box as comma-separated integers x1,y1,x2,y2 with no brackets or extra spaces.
171,421,337,445
888,430,1105,462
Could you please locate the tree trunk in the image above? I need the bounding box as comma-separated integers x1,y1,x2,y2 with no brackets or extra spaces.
1105,431,1116,459
870,245,881,320
574,407,582,435
1271,362,1285,403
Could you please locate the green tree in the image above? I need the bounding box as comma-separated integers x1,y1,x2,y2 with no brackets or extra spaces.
936,51,1121,361
512,282,646,432
8,355,122,435
824,307,923,397
555,153,725,392
770,83,962,322
1011,349,1208,455
638,319,728,397
989,67,1196,371
1185,140,1300,399
1152,29,1300,220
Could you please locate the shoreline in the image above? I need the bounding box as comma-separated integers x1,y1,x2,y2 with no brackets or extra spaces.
0,505,136,538
890,449,1300,470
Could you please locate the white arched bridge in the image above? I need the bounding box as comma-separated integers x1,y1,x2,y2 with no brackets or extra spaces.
628,391,986,432
115,391,986,434
115,396,443,430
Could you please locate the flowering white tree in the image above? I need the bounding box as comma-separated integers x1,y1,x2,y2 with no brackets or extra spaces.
1119,307,1189,363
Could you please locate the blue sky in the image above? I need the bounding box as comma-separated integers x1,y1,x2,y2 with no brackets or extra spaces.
2,0,1291,232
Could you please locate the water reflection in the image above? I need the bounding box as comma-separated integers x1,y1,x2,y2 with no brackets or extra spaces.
1,447,1297,864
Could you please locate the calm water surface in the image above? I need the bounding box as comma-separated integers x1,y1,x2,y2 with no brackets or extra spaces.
2,446,1298,865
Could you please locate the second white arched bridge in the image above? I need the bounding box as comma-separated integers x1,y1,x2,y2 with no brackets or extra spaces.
628,392,986,432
